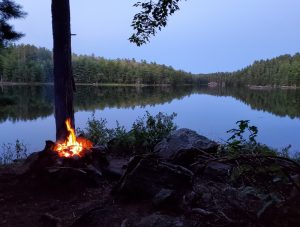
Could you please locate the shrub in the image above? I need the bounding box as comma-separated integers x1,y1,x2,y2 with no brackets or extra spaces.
0,140,28,165
78,112,177,153
226,120,258,153
77,114,114,145
131,111,177,152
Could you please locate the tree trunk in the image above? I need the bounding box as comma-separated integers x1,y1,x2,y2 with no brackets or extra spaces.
51,0,75,141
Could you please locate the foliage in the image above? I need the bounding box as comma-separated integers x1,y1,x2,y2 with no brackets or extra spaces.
77,114,115,145
0,139,27,165
225,120,258,154
112,121,128,139
0,0,26,47
131,111,177,152
293,152,300,164
78,111,177,153
205,53,300,87
0,44,205,85
0,44,53,82
130,0,183,46
219,120,300,205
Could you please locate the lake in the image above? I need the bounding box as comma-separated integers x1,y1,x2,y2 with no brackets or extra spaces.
0,85,300,155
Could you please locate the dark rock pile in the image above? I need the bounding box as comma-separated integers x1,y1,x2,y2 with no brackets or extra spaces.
1,129,300,227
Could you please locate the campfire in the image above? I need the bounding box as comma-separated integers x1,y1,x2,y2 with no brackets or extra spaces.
53,118,93,158
19,119,108,190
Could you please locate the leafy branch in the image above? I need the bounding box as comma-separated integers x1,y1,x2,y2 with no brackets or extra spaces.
129,0,184,46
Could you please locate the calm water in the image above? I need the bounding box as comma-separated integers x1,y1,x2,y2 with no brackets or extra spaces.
0,85,300,154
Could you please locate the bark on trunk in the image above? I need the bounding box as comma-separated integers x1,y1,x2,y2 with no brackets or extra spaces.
51,0,75,141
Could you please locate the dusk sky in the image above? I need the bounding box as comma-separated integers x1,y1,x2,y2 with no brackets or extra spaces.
13,0,300,74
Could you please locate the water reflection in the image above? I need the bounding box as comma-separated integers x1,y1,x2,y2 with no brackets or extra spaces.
0,85,300,153
1,85,300,121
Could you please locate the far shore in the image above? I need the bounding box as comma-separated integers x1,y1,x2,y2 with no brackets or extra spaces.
1,81,299,90
0,81,197,87
247,84,299,90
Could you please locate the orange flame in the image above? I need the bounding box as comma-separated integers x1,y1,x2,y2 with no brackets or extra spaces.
53,118,93,158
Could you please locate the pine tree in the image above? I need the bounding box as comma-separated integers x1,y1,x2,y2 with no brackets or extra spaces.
0,0,26,47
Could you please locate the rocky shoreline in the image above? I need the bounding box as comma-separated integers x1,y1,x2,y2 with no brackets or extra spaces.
0,129,299,226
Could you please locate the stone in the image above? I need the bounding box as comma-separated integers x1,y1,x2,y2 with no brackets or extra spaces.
203,161,231,181
40,213,62,227
103,158,128,179
71,207,119,227
190,208,213,216
154,129,218,166
135,213,185,227
116,157,193,198
152,188,175,207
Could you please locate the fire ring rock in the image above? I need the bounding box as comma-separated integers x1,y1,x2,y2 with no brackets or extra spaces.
154,129,219,166
19,142,109,189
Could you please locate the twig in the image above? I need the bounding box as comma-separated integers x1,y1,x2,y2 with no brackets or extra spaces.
47,167,87,174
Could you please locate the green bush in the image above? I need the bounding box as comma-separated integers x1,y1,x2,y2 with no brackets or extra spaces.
225,120,258,153
0,140,28,165
131,111,177,152
77,114,114,145
78,112,177,153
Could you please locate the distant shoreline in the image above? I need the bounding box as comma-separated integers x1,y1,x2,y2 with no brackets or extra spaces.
1,82,298,90
247,84,299,90
0,82,196,87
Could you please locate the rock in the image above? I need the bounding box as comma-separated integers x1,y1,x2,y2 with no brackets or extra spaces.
103,158,128,179
13,151,40,175
201,192,212,203
116,157,193,198
71,207,120,227
40,213,62,227
135,213,185,227
152,188,175,208
203,161,231,181
154,129,218,166
190,208,213,216
91,145,108,154
182,191,201,207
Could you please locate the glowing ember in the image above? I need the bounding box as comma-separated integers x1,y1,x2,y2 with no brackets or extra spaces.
53,118,93,158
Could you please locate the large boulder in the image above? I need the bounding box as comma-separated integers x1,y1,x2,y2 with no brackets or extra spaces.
154,129,218,166
116,156,193,199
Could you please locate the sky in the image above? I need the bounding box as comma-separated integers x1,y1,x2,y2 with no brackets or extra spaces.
12,0,300,74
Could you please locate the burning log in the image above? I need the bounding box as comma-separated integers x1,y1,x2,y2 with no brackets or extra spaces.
19,141,109,190
17,119,110,189
22,141,108,188
12,118,129,192
53,118,93,158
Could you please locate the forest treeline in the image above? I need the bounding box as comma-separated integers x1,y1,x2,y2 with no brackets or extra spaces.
1,44,299,86
205,53,300,87
0,44,205,85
